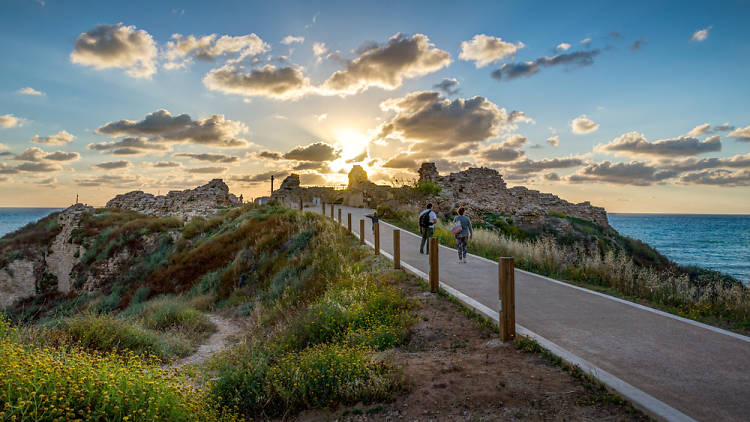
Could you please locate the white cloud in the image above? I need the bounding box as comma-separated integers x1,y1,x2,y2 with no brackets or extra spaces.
164,32,270,67
0,114,25,128
70,23,157,78
581,38,592,44
31,130,75,145
312,41,328,57
203,64,312,100
546,135,559,146
570,115,599,134
459,34,524,67
281,35,304,45
18,87,43,96
728,125,750,142
556,43,571,51
691,26,712,42
597,132,721,157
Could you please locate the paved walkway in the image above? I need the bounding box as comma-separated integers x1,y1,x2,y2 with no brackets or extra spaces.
312,204,750,422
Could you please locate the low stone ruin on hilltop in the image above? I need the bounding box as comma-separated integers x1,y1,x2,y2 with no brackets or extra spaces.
106,179,241,219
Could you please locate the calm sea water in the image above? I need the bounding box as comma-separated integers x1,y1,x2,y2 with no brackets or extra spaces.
0,209,747,283
0,208,63,238
608,214,750,284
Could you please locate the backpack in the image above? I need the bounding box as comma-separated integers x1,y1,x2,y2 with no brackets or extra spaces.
419,210,432,228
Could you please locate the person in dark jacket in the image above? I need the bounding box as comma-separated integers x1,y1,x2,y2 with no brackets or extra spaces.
452,206,473,263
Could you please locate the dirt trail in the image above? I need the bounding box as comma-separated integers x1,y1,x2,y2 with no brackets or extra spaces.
171,313,243,369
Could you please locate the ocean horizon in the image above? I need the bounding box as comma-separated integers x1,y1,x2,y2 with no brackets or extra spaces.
1,208,748,284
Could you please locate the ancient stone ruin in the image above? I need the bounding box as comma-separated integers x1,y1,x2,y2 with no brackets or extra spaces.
106,179,240,219
417,163,609,227
271,166,393,208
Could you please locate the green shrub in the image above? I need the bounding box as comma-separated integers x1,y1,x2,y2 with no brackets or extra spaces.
140,296,215,335
415,180,442,197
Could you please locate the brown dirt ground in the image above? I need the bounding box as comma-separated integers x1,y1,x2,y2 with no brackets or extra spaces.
293,273,650,422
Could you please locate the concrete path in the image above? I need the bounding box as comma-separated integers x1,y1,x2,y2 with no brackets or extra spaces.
313,204,750,422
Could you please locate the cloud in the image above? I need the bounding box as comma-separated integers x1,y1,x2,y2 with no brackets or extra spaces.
691,26,712,42
230,170,286,184
581,38,592,44
630,38,648,50
87,136,170,155
688,123,735,136
547,135,559,146
75,174,142,187
93,160,131,170
459,34,524,67
173,152,239,163
148,161,181,168
281,35,305,45
383,156,418,169
597,132,721,157
501,134,528,148
433,78,459,95
18,87,43,96
185,166,227,174
15,162,61,173
376,91,521,157
43,151,80,161
477,145,525,162
492,49,600,81
320,33,450,96
70,23,157,78
283,142,340,161
31,130,74,145
164,33,269,67
316,113,328,121
257,150,283,160
544,172,560,181
312,42,328,57
203,64,311,100
680,169,750,186
292,161,332,172
346,149,368,163
506,157,585,173
570,115,599,134
556,43,571,51
96,109,248,147
0,114,24,128
300,173,327,186
728,125,750,142
567,161,673,186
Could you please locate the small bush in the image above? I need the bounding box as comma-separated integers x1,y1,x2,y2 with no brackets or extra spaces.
140,296,215,335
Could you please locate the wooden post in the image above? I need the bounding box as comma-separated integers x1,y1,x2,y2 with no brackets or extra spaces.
322,202,326,215
393,229,401,269
359,219,365,244
499,257,516,342
330,204,334,219
338,208,342,223
373,222,380,255
347,213,352,232
299,197,303,211
429,238,439,292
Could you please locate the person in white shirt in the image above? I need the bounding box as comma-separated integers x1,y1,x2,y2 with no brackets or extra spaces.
418,203,437,254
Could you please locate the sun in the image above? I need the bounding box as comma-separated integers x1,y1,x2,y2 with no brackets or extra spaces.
328,128,370,174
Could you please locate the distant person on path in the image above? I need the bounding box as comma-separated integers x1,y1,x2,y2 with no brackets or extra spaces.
366,210,385,233
453,206,473,263
418,203,437,254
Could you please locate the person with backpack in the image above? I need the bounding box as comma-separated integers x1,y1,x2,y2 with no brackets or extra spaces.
418,203,437,254
451,206,473,263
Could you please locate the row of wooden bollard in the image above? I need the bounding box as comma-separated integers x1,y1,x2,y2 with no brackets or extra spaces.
321,202,516,342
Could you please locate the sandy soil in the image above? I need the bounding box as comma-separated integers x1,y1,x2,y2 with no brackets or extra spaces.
171,313,243,369
293,277,649,422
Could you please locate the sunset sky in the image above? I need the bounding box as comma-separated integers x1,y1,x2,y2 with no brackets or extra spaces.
1,0,749,212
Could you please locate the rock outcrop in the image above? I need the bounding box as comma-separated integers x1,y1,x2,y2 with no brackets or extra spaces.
106,179,240,219
418,163,609,227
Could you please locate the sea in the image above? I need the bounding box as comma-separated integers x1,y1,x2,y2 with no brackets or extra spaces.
0,208,747,284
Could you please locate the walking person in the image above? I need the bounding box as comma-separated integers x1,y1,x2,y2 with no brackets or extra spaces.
452,206,473,263
418,203,437,254
366,210,385,233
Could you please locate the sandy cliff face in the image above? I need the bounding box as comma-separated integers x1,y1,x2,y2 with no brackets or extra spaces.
45,205,89,294
0,260,36,308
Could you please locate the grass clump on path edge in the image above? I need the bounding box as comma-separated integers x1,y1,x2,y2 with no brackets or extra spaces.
207,210,413,419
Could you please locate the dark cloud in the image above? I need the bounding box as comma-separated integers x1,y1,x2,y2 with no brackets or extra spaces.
282,142,340,161
16,162,62,173
230,170,287,184
203,64,311,100
185,166,227,174
383,156,418,169
299,173,327,186
680,169,750,186
149,161,181,168
44,151,80,161
75,174,142,187
12,147,80,163
492,49,600,81
174,153,239,163
93,160,131,170
258,150,283,160
567,161,673,186
630,38,648,51
87,136,169,155
96,109,248,147
433,78,459,95
478,145,525,162
598,132,721,157
321,33,451,95
376,91,521,157
501,134,528,148
506,157,585,173
544,172,561,181
346,149,368,163
70,23,157,78
292,162,332,172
